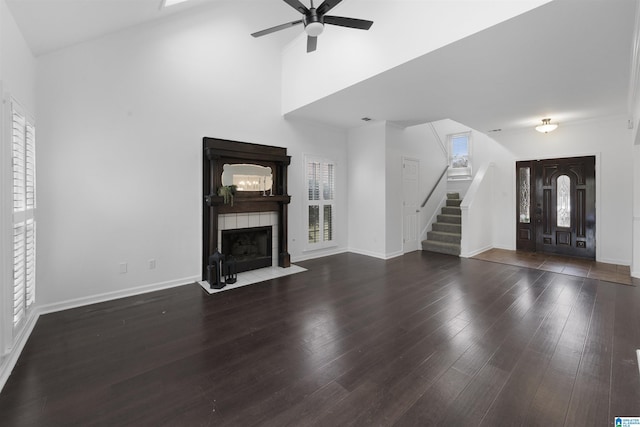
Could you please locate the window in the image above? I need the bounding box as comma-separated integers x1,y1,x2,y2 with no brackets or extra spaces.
10,99,36,329
447,132,472,179
306,157,335,249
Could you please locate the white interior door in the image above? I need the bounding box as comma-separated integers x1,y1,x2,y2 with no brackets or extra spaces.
402,157,420,253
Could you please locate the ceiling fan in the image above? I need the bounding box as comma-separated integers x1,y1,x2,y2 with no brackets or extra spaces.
251,0,374,53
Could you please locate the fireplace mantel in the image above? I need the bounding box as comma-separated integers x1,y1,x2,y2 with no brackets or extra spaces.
202,137,291,279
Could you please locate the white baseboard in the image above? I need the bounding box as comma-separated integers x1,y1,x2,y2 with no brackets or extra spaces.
38,275,200,316
631,270,639,279
384,250,404,260
0,310,40,393
347,248,388,260
596,257,631,267
292,247,348,263
298,248,404,262
460,244,493,259
492,243,516,251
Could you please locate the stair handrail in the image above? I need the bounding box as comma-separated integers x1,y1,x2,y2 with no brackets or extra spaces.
420,165,449,209
429,122,448,159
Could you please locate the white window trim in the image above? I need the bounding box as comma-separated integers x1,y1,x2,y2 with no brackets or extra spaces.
1,91,8,356
3,96,36,350
304,155,337,251
447,131,472,180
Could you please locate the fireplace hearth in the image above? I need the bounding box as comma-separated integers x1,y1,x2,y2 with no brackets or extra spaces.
222,226,273,273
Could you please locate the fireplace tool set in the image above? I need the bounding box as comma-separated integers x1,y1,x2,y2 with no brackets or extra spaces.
207,249,238,289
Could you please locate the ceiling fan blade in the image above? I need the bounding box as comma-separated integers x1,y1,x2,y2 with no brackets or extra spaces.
251,20,304,38
283,0,310,14
307,36,318,53
316,0,343,16
323,15,373,30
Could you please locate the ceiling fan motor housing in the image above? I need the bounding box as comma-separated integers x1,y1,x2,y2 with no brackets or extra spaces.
251,0,374,53
304,8,324,36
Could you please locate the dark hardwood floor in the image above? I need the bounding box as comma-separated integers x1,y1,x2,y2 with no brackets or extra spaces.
1,252,639,426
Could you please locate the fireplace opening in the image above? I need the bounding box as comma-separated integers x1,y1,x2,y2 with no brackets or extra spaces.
221,226,273,273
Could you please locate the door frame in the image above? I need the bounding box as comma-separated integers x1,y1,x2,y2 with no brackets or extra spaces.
513,153,601,261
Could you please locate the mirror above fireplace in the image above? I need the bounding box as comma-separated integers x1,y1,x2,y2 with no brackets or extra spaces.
222,163,273,192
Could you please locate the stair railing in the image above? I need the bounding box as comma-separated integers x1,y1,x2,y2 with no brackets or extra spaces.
420,165,449,209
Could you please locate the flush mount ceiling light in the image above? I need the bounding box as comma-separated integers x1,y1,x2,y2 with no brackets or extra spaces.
535,118,559,133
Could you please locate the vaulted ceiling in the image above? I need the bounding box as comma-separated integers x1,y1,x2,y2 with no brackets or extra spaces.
6,0,215,56
6,0,637,134
284,0,637,133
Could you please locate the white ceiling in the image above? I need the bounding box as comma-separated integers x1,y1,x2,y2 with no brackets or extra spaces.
285,0,637,133
5,0,637,133
5,0,216,56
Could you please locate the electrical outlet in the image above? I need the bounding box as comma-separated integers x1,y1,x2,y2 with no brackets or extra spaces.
119,262,128,274
148,259,156,270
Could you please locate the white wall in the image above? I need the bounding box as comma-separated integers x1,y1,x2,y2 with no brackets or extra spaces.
460,163,495,257
633,143,640,277
347,121,386,258
384,123,403,257
0,0,37,387
495,116,634,265
35,2,348,310
403,119,515,247
401,122,448,241
347,121,424,259
281,0,550,114
1,0,36,112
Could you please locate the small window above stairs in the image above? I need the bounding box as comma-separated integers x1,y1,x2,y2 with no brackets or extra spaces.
421,192,461,256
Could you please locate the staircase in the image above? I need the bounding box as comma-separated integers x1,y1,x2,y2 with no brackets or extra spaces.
421,192,461,256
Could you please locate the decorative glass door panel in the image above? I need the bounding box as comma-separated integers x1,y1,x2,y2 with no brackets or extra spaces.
516,161,535,251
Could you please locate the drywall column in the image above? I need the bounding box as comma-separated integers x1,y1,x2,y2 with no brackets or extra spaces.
385,123,404,258
347,121,387,258
633,143,640,278
460,163,495,257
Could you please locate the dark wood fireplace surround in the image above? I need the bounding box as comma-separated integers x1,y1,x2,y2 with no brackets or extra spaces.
202,137,291,279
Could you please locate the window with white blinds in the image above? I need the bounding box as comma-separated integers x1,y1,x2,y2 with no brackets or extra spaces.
11,100,36,328
306,157,335,249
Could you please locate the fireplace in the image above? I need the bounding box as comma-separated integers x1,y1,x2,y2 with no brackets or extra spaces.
202,138,291,281
221,226,273,273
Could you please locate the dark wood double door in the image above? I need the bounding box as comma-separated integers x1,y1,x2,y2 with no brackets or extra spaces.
516,156,595,259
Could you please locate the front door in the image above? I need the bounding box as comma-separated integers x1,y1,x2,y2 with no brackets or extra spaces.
516,156,595,259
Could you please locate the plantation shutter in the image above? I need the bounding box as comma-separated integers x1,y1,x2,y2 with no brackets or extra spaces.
322,163,334,242
306,157,335,249
11,100,36,327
